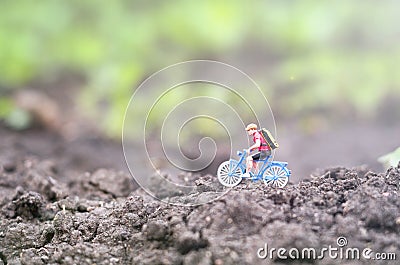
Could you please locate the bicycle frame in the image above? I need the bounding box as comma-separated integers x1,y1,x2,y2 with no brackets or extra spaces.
229,149,272,180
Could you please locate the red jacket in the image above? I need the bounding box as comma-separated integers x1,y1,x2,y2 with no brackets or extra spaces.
253,131,270,151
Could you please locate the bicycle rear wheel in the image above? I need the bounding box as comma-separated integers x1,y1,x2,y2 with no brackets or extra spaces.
263,164,289,188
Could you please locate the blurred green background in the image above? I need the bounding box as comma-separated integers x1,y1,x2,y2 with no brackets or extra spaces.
0,0,399,172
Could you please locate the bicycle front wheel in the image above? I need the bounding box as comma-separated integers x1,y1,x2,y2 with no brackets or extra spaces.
217,161,243,187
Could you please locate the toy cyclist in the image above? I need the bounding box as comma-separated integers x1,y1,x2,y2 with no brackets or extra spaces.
216,123,289,187
242,123,271,178
216,123,289,188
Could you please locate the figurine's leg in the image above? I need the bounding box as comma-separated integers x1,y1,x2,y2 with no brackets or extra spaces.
246,156,253,173
253,161,258,173
251,153,260,171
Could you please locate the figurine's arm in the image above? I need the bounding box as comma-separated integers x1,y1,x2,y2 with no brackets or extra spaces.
248,139,261,153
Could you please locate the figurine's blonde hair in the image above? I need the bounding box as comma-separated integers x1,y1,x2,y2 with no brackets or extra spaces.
245,123,257,131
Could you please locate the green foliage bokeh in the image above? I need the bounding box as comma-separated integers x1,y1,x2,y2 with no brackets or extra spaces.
0,0,399,136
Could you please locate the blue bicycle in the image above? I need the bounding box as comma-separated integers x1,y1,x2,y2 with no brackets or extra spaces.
217,149,291,188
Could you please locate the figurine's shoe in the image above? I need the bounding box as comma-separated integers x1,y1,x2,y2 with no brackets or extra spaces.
241,172,251,178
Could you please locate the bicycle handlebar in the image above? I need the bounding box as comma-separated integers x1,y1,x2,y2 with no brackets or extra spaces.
237,149,248,157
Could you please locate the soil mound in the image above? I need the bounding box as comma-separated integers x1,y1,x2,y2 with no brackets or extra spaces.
0,158,399,265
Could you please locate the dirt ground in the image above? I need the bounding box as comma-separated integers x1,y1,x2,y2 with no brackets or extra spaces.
0,123,399,264
0,85,399,265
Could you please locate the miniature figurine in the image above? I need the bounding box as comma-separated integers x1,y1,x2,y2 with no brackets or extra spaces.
242,123,271,178
216,123,290,188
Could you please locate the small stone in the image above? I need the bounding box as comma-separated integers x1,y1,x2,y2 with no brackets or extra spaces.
143,220,169,241
176,231,208,254
8,191,45,219
3,160,16,172
120,231,130,241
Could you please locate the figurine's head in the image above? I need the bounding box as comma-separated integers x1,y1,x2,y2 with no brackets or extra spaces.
245,123,257,135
